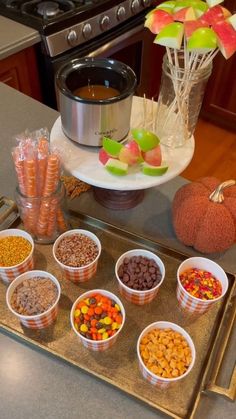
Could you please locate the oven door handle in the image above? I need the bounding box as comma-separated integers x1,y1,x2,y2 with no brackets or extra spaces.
86,24,144,58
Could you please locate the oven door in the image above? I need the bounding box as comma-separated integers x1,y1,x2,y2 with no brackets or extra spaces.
39,13,163,109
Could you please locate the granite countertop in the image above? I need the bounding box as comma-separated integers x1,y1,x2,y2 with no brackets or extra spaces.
0,16,40,60
0,82,235,419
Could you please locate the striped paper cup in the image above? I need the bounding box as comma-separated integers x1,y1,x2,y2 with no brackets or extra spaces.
177,257,229,315
137,321,196,389
70,289,125,352
6,270,61,329
53,229,101,284
115,249,165,305
0,229,34,286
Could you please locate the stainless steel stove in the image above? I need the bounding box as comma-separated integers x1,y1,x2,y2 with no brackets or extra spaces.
0,0,154,56
0,0,161,109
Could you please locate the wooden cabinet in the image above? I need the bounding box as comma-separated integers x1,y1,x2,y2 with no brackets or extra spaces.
201,49,236,131
0,46,42,102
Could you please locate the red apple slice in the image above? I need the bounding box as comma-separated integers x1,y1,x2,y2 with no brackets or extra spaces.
184,20,209,39
201,5,231,26
173,7,197,22
145,9,173,34
99,148,111,165
142,145,162,167
212,20,236,59
119,140,142,166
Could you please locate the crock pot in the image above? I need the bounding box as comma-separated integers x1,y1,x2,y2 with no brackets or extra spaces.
55,58,137,146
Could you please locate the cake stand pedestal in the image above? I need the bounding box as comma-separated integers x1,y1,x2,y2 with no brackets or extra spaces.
93,187,145,209
50,96,195,210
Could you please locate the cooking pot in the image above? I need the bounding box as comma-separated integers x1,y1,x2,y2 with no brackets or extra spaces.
55,58,137,146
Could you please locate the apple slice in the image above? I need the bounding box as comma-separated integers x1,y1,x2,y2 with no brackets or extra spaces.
105,158,128,176
156,1,176,13
190,1,209,18
119,140,142,165
228,14,236,30
187,27,217,53
201,5,231,26
212,21,236,59
102,137,124,157
154,22,184,49
184,20,209,39
145,10,173,34
142,145,162,167
206,0,224,7
141,163,169,176
131,128,160,152
173,7,197,22
99,148,111,165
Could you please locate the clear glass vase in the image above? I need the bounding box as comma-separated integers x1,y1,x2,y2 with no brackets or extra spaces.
155,50,212,148
15,181,70,244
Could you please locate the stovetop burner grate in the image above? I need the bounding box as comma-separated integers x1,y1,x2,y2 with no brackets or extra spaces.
21,0,75,19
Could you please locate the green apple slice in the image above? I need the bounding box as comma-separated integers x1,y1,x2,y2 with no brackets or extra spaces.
228,13,236,30
154,22,184,49
206,0,224,7
141,163,169,176
156,1,176,12
187,27,217,52
131,128,160,152
102,137,124,157
105,158,128,176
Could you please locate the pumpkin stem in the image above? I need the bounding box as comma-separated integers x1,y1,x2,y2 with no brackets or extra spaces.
209,180,236,203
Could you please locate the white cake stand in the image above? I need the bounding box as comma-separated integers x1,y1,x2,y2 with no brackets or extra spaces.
50,96,194,208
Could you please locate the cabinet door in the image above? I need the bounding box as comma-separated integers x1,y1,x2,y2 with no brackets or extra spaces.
201,0,236,131
0,47,42,102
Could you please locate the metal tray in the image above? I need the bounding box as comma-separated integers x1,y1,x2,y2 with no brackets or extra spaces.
0,211,235,419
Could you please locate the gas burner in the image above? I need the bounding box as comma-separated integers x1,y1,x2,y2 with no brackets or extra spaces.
21,0,75,19
37,1,60,17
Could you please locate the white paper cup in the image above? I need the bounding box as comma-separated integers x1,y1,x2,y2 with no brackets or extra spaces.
137,321,196,388
177,257,228,314
70,289,125,351
53,229,101,283
115,249,165,305
0,229,34,285
6,270,61,329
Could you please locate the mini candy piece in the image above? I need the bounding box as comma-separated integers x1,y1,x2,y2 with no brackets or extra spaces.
102,136,123,157
154,22,184,49
74,293,123,341
131,128,160,151
141,163,168,176
105,158,128,176
145,9,174,34
212,21,236,59
180,268,222,300
228,14,236,30
187,27,217,53
142,145,162,167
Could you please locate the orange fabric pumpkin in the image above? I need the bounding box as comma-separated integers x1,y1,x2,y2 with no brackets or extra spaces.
172,177,236,253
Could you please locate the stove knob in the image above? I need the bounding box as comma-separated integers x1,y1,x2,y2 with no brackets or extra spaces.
117,6,126,21
100,15,110,31
67,29,78,46
131,0,141,14
82,23,92,40
142,0,152,7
